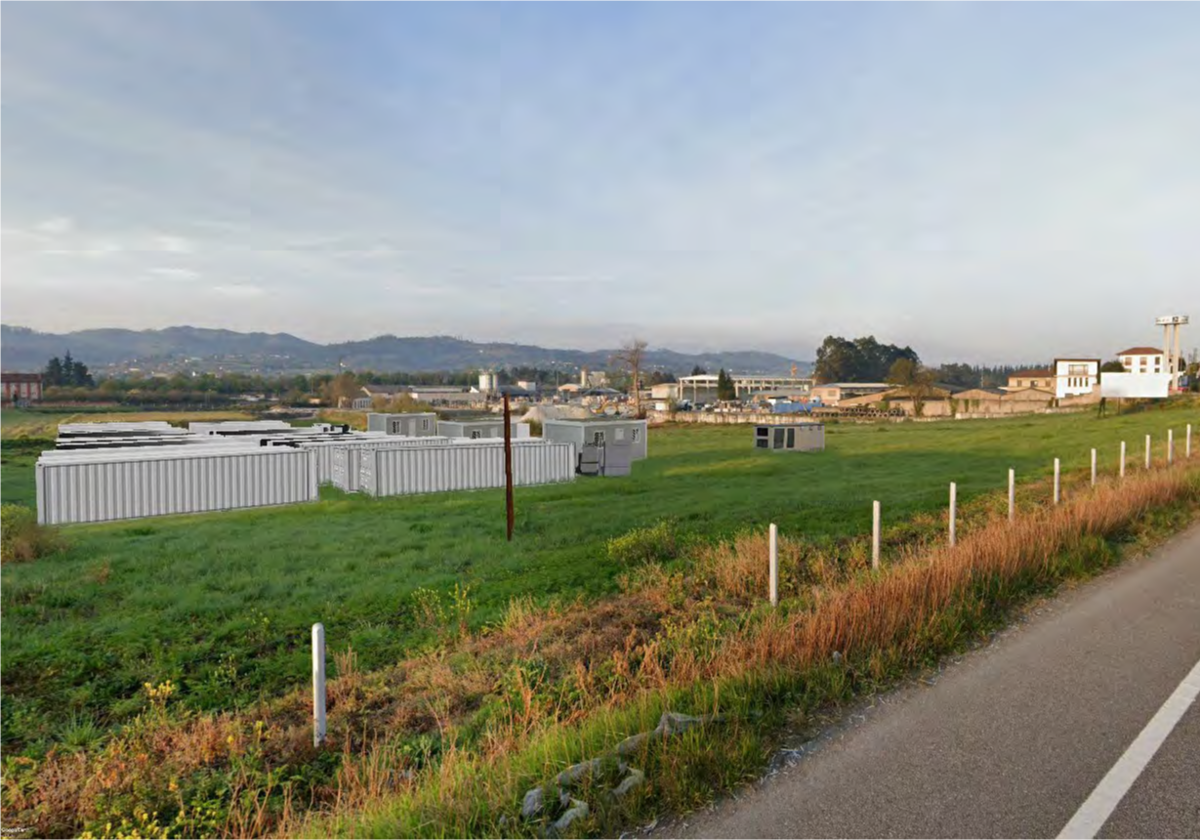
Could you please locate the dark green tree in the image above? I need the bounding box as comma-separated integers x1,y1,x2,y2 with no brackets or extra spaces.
44,356,64,387
716,368,737,401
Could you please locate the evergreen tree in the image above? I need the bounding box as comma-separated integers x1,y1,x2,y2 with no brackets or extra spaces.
44,356,64,387
716,368,737,401
71,358,94,388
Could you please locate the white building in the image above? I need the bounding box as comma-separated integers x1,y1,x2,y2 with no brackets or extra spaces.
1117,346,1167,375
542,418,648,461
1052,358,1100,399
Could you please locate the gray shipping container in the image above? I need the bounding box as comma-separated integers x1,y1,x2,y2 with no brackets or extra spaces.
358,441,575,497
366,413,440,436
542,419,648,460
327,436,453,491
36,446,318,525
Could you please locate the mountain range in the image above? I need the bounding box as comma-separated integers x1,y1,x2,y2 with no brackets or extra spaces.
1,325,812,377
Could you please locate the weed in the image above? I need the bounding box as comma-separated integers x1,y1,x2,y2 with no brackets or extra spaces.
607,520,679,566
1,503,65,563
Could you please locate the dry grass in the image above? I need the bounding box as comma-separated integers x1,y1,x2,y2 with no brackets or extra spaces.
0,504,65,564
6,464,1198,839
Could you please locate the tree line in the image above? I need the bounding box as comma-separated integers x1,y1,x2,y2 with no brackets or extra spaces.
42,352,94,388
813,335,1058,390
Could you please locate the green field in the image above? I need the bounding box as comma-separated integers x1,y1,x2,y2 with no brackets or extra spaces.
2,405,1196,754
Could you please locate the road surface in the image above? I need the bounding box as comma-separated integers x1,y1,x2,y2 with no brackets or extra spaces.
663,522,1200,839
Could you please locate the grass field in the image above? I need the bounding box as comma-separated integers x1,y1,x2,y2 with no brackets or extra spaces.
2,403,1196,759
2,403,1199,838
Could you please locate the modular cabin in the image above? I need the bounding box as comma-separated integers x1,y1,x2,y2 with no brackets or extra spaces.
542,418,648,461
366,412,439,436
436,419,532,440
754,423,825,452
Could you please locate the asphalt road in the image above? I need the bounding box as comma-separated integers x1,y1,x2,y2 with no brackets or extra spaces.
664,523,1200,839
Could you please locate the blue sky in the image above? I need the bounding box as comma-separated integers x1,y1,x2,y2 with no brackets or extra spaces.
3,3,1198,363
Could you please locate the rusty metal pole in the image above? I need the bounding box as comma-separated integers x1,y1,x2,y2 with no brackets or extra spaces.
504,393,514,541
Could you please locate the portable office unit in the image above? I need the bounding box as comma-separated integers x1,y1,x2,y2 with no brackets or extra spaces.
436,419,531,440
366,412,439,436
541,418,648,461
753,423,825,452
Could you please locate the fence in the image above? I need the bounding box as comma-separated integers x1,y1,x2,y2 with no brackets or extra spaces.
764,422,1196,607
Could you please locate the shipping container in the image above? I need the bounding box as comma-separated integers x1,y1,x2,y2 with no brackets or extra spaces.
36,446,318,525
358,441,575,497
326,436,457,491
58,421,188,438
187,420,294,435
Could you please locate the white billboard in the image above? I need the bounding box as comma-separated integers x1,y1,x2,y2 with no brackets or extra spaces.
1100,372,1172,399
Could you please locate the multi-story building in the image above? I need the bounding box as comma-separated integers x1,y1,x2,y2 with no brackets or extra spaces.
1116,347,1166,375
1052,358,1100,399
2,372,43,404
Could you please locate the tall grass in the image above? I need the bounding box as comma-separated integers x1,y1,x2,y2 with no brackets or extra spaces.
7,463,1195,839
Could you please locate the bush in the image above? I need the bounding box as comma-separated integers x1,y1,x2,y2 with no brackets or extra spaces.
607,520,679,565
1,504,64,564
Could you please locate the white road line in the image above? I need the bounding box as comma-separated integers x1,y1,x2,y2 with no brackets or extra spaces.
1058,656,1200,839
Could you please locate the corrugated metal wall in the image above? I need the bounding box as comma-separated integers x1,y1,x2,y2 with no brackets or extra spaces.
359,441,575,497
36,447,318,525
327,436,453,491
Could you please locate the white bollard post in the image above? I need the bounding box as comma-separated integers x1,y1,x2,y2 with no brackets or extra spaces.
1167,429,1174,465
769,523,778,607
1053,458,1061,505
1145,434,1152,470
1120,441,1126,478
312,623,326,748
1008,468,1015,523
872,501,881,570
1090,448,1097,487
949,482,957,547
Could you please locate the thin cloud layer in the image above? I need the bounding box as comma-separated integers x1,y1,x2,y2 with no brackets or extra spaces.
3,4,1198,361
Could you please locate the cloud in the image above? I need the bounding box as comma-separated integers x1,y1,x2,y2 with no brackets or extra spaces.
155,235,193,254
149,267,201,280
34,216,74,235
211,284,267,299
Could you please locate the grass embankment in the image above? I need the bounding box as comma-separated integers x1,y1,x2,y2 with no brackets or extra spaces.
1,405,1197,836
5,462,1199,838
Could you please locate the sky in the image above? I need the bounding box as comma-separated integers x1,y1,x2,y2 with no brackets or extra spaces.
3,3,1198,364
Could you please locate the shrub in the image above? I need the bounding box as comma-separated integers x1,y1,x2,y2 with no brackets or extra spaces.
607,520,679,565
1,504,64,564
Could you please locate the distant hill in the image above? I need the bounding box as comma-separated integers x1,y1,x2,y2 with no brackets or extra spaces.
1,325,812,377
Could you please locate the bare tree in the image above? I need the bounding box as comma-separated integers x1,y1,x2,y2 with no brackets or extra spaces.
611,337,649,417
